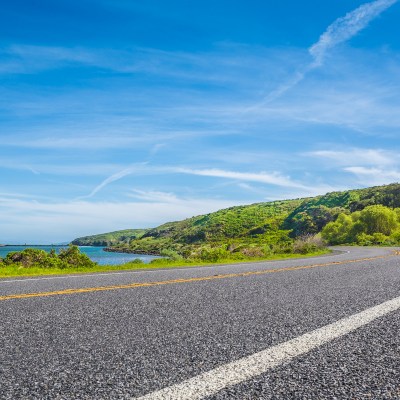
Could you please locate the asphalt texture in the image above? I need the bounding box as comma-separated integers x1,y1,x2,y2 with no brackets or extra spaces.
0,246,399,399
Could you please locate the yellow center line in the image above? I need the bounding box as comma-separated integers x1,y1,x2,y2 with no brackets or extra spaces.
0,254,395,302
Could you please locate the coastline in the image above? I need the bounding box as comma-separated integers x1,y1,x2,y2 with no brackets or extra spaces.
104,247,161,256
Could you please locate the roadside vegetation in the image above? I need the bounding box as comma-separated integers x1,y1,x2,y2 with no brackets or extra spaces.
321,205,400,246
2,183,400,278
0,241,328,278
97,183,400,256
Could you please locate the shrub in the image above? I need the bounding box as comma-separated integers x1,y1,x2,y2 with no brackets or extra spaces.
3,249,61,269
322,205,400,245
293,235,325,254
321,214,354,245
160,249,183,261
125,258,144,265
356,233,374,246
371,232,389,245
390,230,400,244
58,245,97,268
358,205,398,235
240,247,264,258
357,232,392,246
2,246,98,269
193,246,231,262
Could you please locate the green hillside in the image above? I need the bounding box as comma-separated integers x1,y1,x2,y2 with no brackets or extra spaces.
71,229,148,246
72,183,400,260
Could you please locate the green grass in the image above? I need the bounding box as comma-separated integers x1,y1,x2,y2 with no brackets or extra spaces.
83,183,400,257
0,249,330,279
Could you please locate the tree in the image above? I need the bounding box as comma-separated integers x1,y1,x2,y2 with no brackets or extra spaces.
357,205,398,236
321,213,354,245
321,205,399,245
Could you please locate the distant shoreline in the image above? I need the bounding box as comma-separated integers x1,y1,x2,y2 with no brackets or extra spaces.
0,244,70,247
104,247,161,256
0,244,104,248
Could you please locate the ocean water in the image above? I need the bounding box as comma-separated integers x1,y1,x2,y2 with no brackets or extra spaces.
0,245,159,265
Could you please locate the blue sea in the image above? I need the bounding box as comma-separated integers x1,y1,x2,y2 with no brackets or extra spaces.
0,245,159,265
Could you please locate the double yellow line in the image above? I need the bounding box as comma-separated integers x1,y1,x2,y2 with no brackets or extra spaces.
0,254,394,302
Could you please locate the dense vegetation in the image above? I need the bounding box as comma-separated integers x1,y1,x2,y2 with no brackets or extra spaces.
2,184,399,277
0,245,97,270
71,229,148,246
90,183,400,262
322,205,400,245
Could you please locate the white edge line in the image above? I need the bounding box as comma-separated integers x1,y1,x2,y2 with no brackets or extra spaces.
136,295,400,400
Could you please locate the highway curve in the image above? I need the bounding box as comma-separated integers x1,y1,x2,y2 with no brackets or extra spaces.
0,246,400,399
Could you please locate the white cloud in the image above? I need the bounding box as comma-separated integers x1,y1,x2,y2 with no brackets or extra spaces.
0,158,129,176
263,0,398,102
0,134,177,149
81,165,339,199
252,66,400,133
344,166,400,185
128,190,179,203
310,0,398,66
237,183,258,191
175,167,307,189
307,149,396,166
0,45,100,74
0,42,286,88
0,196,242,244
150,143,167,156
79,164,149,199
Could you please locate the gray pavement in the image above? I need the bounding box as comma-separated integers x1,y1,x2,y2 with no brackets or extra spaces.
0,247,399,399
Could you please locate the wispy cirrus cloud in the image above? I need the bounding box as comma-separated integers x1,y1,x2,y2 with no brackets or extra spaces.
307,148,396,167
308,149,400,186
310,0,398,66
264,0,398,102
128,189,179,203
0,196,242,244
0,42,284,89
82,165,335,199
175,167,307,189
0,45,100,74
344,166,400,185
79,164,149,199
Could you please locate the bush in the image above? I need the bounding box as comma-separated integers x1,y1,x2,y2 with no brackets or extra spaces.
358,205,398,235
2,246,97,269
293,235,325,254
160,249,183,261
356,233,374,246
371,232,389,245
193,246,231,262
390,230,400,244
240,247,264,258
321,214,354,245
3,249,62,269
58,245,97,268
322,205,400,245
131,258,145,264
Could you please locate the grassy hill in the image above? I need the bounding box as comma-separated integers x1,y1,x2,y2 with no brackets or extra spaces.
71,229,149,246
71,183,400,259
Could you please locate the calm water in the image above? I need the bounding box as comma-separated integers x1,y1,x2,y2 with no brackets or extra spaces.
0,245,159,265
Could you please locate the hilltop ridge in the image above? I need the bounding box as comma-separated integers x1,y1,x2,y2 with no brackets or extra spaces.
72,229,149,247
71,183,400,257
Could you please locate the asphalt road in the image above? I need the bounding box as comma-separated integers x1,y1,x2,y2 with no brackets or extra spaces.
0,246,399,399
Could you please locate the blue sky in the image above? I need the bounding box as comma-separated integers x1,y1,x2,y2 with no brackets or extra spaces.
1,0,400,243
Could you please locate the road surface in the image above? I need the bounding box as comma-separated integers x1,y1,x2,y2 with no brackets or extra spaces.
0,246,399,399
